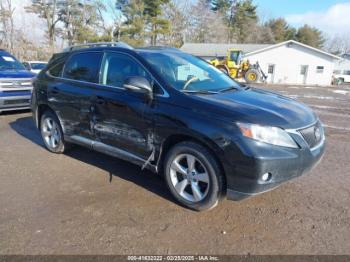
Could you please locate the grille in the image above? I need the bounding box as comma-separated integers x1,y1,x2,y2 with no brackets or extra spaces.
299,121,323,148
4,99,30,105
0,79,33,92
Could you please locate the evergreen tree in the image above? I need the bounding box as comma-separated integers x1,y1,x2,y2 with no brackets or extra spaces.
231,0,258,43
143,0,170,45
266,18,296,43
295,24,324,48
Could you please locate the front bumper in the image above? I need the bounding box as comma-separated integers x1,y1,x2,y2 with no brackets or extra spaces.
0,91,31,112
224,127,326,200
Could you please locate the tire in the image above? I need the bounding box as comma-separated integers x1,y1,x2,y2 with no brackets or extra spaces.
164,141,224,211
40,110,67,154
245,69,260,83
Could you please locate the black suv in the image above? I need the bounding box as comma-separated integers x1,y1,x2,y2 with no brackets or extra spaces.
31,42,325,211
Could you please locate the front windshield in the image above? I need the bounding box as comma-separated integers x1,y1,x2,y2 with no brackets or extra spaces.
230,51,241,64
0,55,25,70
31,63,47,70
140,51,242,93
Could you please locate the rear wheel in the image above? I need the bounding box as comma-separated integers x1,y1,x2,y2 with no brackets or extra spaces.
245,69,260,83
164,141,224,211
40,111,67,153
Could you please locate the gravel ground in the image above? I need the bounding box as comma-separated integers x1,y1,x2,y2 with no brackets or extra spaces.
0,84,349,255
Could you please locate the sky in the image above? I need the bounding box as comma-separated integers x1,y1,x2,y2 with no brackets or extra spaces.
256,0,350,37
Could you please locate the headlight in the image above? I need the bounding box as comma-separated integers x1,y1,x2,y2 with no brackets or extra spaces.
237,123,299,148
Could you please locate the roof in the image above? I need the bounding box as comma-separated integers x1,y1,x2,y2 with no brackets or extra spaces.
245,40,341,60
181,40,341,61
180,43,272,57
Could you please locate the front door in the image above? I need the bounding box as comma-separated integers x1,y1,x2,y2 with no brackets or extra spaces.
299,65,308,85
47,51,103,138
267,64,275,83
92,52,155,159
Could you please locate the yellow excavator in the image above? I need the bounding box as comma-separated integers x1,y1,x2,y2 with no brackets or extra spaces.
210,49,267,84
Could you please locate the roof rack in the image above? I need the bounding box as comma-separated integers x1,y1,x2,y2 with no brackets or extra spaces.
63,42,134,52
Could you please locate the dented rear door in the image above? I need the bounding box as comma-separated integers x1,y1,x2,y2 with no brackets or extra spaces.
48,51,103,138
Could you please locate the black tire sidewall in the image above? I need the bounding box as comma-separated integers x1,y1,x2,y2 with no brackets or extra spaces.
40,111,66,154
164,142,222,211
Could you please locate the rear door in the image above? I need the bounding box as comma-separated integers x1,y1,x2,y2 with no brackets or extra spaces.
47,51,103,138
92,51,155,159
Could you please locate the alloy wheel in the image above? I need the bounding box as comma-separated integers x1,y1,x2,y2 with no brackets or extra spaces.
169,154,210,203
41,117,61,150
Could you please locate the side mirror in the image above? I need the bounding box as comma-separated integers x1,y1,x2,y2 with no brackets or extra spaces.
123,76,153,99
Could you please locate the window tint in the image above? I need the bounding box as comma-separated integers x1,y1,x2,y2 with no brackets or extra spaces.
101,53,151,88
63,52,102,83
48,61,64,77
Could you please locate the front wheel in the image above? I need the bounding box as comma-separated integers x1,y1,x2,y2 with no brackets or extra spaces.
245,69,260,83
164,142,224,211
40,111,67,153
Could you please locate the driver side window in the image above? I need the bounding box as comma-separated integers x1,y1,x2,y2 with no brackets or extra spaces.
101,52,152,89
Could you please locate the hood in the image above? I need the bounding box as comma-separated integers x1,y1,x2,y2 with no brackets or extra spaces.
0,69,36,79
195,88,317,129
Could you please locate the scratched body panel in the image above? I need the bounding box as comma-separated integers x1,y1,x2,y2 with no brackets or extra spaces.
47,78,95,139
93,85,154,159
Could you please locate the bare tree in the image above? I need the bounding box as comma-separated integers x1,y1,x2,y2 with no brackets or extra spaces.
158,0,188,47
325,35,350,55
0,0,15,52
186,0,229,43
25,0,61,53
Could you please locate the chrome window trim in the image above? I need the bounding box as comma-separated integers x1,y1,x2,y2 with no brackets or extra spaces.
46,51,170,98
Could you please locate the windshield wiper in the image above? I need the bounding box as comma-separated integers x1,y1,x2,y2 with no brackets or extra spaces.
182,90,219,95
219,86,239,93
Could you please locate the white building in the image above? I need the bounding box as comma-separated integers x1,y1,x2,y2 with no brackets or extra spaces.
181,40,341,86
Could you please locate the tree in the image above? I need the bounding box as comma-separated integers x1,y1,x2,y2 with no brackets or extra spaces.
117,0,171,46
118,0,147,46
210,0,233,13
143,0,170,45
0,0,15,53
245,24,274,44
231,0,258,43
159,1,187,47
186,0,229,43
207,0,258,43
325,35,350,55
58,0,107,45
266,18,296,43
25,0,61,52
295,24,324,48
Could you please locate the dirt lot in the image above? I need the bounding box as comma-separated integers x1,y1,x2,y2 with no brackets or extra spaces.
0,84,349,255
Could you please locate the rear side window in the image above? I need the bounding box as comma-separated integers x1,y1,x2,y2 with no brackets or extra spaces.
63,52,102,83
